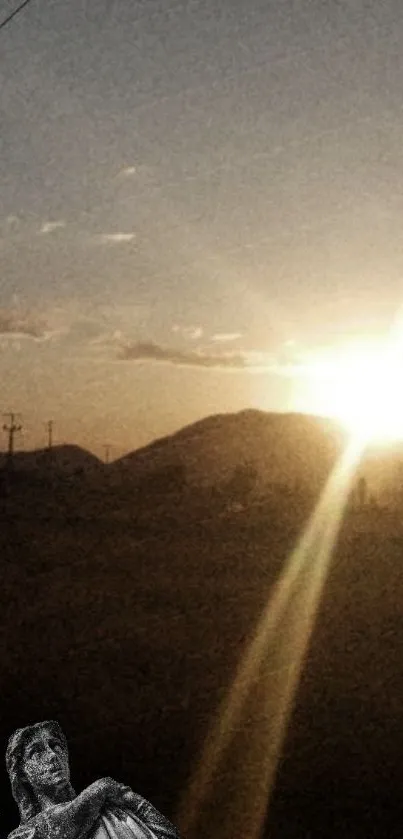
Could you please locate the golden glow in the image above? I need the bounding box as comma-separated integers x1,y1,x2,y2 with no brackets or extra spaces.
299,336,403,444
177,438,363,839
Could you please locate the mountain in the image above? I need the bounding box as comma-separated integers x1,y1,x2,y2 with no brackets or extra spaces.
109,410,348,493
3,410,403,504
109,409,403,505
0,444,103,475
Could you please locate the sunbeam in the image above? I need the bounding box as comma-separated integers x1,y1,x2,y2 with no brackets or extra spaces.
177,436,363,839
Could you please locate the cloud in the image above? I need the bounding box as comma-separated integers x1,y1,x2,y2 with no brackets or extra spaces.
0,308,49,340
96,232,136,244
172,324,204,340
114,336,311,376
40,299,151,353
117,340,253,369
39,221,66,234
119,166,137,176
211,332,243,342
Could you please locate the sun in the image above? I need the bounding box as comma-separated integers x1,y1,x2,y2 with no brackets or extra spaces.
299,338,403,444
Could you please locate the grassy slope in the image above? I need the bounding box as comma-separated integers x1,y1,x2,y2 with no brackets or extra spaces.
1,482,403,836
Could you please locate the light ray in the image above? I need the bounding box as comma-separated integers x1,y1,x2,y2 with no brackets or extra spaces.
177,436,363,839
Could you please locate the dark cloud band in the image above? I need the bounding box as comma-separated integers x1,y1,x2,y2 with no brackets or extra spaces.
118,340,247,369
0,309,48,339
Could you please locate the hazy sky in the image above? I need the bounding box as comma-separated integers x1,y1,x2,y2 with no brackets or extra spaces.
1,0,403,457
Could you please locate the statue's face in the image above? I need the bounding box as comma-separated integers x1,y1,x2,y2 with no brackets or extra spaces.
22,729,71,796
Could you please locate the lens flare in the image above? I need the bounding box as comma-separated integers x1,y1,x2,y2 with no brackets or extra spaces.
297,329,403,444
177,437,363,839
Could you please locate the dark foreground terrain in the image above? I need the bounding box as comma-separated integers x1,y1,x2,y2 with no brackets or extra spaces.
1,474,403,837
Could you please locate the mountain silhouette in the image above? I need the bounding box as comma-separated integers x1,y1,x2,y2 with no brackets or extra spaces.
0,443,103,474
110,410,347,491
3,411,403,506
108,410,403,506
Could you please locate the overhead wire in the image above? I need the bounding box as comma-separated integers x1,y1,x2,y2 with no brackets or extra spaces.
0,0,36,33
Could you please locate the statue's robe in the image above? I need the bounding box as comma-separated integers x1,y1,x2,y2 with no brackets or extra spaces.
98,804,180,839
96,809,162,839
8,799,180,839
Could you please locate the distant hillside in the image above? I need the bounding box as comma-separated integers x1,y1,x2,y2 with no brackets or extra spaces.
109,410,348,493
109,409,403,505
0,444,103,475
4,411,403,505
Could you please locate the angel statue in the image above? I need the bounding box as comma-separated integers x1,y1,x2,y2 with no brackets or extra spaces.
6,720,181,839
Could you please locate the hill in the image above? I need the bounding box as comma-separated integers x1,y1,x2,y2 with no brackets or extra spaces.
0,444,103,475
108,409,403,506
3,410,403,507
110,410,347,492
2,466,403,836
4,412,403,835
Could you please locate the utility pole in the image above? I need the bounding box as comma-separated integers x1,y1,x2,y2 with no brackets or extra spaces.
103,444,111,465
43,420,55,479
46,419,54,450
3,413,22,469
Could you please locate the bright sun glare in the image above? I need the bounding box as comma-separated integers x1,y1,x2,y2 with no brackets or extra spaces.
302,335,403,444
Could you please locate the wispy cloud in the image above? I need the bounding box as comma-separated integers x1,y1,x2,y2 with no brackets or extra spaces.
119,166,137,176
35,299,152,360
172,324,204,340
0,308,49,340
211,332,243,342
0,299,112,346
97,328,123,343
117,340,262,369
39,221,66,234
95,232,136,244
6,215,19,226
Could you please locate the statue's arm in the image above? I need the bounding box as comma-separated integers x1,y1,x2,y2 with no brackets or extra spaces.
121,790,181,839
42,778,126,839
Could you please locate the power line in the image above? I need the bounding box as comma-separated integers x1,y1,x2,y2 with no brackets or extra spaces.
0,0,36,33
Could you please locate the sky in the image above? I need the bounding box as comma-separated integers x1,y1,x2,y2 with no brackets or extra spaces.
2,0,403,458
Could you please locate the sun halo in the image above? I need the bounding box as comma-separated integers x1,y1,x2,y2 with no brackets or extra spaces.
300,339,403,446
